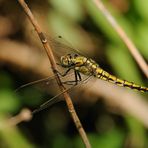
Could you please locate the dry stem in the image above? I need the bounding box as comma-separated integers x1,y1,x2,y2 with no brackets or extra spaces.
93,0,148,78
7,108,32,126
17,0,91,147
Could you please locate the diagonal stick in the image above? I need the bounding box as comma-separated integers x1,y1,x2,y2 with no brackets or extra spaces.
17,0,91,147
93,0,148,78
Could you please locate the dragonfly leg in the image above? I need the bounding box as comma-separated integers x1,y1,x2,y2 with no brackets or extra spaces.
77,71,82,81
57,68,72,77
62,70,81,85
74,70,82,85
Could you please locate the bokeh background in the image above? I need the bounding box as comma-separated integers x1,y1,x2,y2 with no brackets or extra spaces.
0,0,148,148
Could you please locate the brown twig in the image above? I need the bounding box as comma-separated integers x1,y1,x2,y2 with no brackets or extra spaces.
0,109,32,130
7,108,32,126
17,0,91,147
93,0,148,78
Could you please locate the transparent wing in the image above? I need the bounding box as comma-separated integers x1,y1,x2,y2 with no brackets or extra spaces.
15,76,55,92
32,74,93,114
16,70,75,94
17,34,95,112
46,35,89,62
32,85,74,114
15,70,77,108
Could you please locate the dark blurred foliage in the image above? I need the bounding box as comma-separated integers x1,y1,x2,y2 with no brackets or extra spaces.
0,0,148,148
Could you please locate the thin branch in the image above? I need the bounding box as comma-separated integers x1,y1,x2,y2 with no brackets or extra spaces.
17,0,91,147
7,108,32,126
93,0,148,78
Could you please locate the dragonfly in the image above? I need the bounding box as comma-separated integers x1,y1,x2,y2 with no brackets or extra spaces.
17,36,148,114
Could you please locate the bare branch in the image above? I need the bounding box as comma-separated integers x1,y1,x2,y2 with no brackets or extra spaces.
17,0,91,147
93,0,148,78
7,108,32,126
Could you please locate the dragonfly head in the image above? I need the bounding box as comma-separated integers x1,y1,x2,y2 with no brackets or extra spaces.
60,54,75,67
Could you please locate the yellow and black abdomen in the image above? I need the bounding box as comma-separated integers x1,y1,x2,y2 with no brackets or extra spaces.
95,67,148,92
73,56,148,92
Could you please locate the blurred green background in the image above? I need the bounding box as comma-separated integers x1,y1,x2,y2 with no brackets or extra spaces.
0,0,148,148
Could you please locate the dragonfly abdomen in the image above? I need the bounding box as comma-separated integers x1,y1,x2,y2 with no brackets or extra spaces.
95,67,148,92
65,55,147,92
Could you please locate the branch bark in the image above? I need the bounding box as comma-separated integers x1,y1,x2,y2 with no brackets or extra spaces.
17,0,91,147
93,0,148,78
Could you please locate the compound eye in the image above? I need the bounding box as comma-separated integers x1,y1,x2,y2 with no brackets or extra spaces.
61,56,67,65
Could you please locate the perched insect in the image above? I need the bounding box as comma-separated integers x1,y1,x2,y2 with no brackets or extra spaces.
59,53,148,92
16,36,148,114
